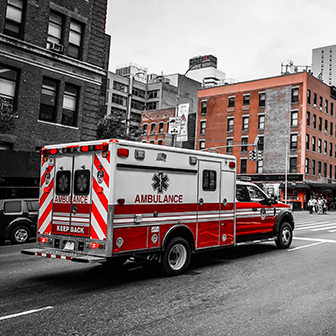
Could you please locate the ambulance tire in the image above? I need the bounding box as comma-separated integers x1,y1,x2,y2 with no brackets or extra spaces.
161,237,191,276
10,225,30,244
275,222,293,249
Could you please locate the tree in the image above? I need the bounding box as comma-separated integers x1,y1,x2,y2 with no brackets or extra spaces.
0,97,18,134
97,110,142,141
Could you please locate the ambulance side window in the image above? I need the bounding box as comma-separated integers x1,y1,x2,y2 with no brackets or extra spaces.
74,170,90,195
202,170,216,191
236,185,250,202
56,171,71,195
246,185,266,203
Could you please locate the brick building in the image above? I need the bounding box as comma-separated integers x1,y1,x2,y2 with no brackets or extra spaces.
196,71,336,210
0,0,110,198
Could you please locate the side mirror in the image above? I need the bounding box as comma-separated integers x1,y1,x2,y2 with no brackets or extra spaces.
271,194,278,204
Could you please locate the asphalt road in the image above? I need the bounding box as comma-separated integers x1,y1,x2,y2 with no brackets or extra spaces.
1,211,336,336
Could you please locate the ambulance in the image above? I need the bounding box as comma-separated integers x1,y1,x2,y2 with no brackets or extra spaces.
22,139,294,276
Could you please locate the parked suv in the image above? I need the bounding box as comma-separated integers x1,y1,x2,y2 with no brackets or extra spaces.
0,198,39,244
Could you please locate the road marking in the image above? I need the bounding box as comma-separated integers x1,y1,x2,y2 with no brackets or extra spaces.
328,229,336,232
311,225,336,231
295,222,334,230
288,241,324,251
293,237,336,243
0,306,53,321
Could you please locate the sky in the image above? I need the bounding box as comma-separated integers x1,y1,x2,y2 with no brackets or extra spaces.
106,0,336,82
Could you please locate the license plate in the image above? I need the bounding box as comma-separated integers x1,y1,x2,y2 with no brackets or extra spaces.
64,241,75,251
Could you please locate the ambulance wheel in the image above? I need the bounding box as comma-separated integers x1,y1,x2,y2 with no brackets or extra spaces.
161,237,191,276
10,225,30,244
275,222,293,249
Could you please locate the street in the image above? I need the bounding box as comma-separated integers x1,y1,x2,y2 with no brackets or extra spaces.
1,211,336,336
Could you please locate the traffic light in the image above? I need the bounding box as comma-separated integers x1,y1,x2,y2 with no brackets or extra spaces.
249,149,256,161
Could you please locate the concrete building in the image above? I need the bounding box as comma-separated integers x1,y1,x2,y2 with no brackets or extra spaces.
196,71,336,210
312,45,336,86
0,0,110,199
186,55,226,87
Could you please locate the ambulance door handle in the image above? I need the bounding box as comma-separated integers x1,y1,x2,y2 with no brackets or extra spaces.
252,207,257,212
199,198,204,206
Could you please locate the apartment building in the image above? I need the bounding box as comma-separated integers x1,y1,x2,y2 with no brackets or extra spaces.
196,71,336,210
312,45,336,86
0,0,110,198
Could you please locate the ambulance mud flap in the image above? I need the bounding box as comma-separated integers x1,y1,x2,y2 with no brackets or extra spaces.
21,248,106,263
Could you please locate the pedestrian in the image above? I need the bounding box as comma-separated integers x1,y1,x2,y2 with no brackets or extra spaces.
317,197,323,214
312,197,317,213
322,197,327,214
308,197,314,214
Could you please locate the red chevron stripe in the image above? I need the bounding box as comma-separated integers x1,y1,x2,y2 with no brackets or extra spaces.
92,178,108,211
38,201,53,230
91,201,107,239
94,154,109,187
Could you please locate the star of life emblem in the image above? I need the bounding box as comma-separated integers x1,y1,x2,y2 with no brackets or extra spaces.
151,172,169,194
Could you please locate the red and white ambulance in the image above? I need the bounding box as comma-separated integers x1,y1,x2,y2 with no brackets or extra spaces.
22,139,294,276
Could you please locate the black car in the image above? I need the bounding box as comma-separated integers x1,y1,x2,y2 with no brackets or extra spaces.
0,198,39,244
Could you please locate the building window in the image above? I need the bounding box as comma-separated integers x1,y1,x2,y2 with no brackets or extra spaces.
201,100,207,115
331,102,334,116
4,0,24,39
319,117,322,131
112,93,126,106
291,87,299,104
39,78,58,123
241,137,248,152
146,101,158,110
0,65,18,107
330,164,333,179
313,93,317,107
259,92,266,107
226,138,233,154
61,84,78,126
330,143,333,157
159,122,164,134
47,12,64,48
325,99,329,114
228,96,235,108
306,111,310,127
324,162,327,177
290,134,298,150
131,99,145,111
257,160,263,174
258,115,265,130
257,136,264,151
113,81,128,93
143,124,148,135
132,87,145,99
289,157,297,173
147,90,159,99
242,116,249,131
331,122,333,136
227,118,234,132
318,139,322,154
306,134,310,150
305,158,309,175
200,121,206,135
243,94,250,105
312,159,316,176
324,141,327,155
68,20,83,59
307,89,311,105
130,112,141,123
150,123,156,135
199,140,205,150
240,159,247,174
319,96,323,111
312,136,316,152
158,139,163,146
313,114,316,129
149,140,154,144
325,119,328,134
291,111,298,127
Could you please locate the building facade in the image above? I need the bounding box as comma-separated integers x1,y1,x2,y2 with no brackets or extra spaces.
196,71,336,210
0,0,110,198
312,45,336,86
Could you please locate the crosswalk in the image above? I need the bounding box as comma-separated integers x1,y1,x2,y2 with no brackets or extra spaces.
295,217,336,233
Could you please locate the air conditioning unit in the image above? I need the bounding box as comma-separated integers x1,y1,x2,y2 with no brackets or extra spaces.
48,42,64,53
325,130,328,135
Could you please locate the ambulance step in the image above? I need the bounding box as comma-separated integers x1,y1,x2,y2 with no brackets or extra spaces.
236,238,275,246
21,248,106,263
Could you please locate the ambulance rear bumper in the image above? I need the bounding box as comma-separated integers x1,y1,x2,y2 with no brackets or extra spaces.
21,248,106,263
